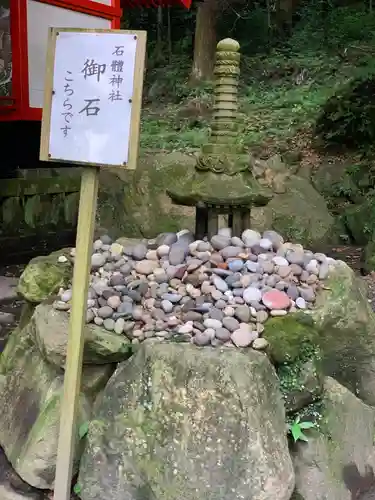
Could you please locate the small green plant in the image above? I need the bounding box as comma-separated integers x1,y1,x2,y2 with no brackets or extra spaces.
288,415,316,442
73,483,81,495
78,421,89,439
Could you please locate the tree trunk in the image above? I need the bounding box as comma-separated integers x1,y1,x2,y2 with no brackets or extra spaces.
190,0,218,82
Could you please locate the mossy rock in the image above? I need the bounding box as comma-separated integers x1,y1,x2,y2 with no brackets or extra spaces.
97,152,196,239
263,313,320,364
250,175,340,247
291,377,375,500
17,249,72,303
0,323,114,489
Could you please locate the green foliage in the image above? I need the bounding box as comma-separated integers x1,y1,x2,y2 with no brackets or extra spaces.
73,483,82,496
78,421,89,439
288,414,316,442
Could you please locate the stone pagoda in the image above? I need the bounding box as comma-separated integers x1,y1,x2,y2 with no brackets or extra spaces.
167,38,272,239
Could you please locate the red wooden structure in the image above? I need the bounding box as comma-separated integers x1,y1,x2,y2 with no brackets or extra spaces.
0,0,190,122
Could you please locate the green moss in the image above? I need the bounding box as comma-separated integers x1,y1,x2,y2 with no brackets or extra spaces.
263,313,320,364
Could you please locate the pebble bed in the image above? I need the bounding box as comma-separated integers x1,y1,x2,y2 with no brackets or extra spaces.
54,229,337,350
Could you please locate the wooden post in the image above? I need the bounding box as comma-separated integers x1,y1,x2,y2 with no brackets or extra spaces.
53,167,99,500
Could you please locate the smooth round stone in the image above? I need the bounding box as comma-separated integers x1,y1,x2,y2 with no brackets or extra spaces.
290,264,303,276
100,234,112,245
93,239,103,251
153,268,168,283
94,316,104,326
306,274,318,285
131,243,147,260
156,232,178,246
246,261,260,273
270,309,287,317
208,307,224,321
60,289,72,302
260,261,274,274
262,289,290,310
146,250,158,261
286,250,304,266
234,305,251,322
178,322,194,334
259,238,273,251
221,246,241,259
272,256,289,267
231,325,258,347
215,299,227,309
299,287,316,302
277,265,291,278
223,306,235,316
157,244,170,258
263,230,284,249
211,234,231,250
134,260,159,275
110,242,123,256
218,227,232,237
287,285,299,301
243,287,262,304
152,308,165,321
196,241,211,252
213,276,228,292
231,236,244,247
120,263,132,275
107,295,121,309
53,300,70,311
252,338,269,350
98,306,113,318
91,253,106,269
114,318,125,334
305,259,319,274
215,327,231,341
222,316,240,332
242,229,261,247
203,318,222,330
169,244,187,265
103,318,115,331
194,332,211,346
228,259,244,272
161,299,173,313
109,274,126,287
256,310,268,323
132,306,143,321
296,297,307,309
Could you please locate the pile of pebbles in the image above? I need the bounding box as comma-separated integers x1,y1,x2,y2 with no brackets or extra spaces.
54,229,337,350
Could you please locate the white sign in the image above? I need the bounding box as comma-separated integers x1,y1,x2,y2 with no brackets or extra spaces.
45,30,145,168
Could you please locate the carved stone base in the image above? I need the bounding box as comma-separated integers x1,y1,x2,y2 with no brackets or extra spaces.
195,202,250,240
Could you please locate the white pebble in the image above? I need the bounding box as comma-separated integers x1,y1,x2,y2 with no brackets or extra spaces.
178,322,194,334
272,256,289,267
243,287,262,304
296,297,307,309
58,255,68,263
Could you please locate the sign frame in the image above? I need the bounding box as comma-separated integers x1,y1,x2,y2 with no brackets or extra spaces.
39,27,146,170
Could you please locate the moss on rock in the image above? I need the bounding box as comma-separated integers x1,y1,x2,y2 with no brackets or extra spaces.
17,250,72,303
263,313,320,364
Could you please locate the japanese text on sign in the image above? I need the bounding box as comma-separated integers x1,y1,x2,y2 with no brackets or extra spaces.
49,32,139,166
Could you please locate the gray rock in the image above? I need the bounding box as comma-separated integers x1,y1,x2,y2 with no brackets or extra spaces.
211,235,231,250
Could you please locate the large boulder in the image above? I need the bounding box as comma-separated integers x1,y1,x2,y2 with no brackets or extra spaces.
17,250,73,303
0,318,115,489
97,152,196,239
292,377,375,499
264,260,375,406
250,174,339,247
32,303,132,368
78,343,295,500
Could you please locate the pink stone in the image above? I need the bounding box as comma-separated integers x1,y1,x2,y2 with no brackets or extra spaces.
231,325,258,348
262,289,290,310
